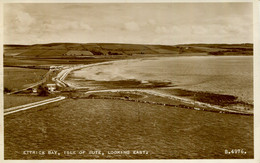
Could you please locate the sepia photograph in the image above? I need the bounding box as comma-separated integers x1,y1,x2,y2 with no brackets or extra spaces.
2,1,256,160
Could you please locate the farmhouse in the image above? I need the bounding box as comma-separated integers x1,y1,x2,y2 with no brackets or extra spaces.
50,65,63,70
32,88,37,93
46,84,56,92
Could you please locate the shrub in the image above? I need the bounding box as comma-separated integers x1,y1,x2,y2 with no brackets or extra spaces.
4,87,12,93
91,50,104,55
208,51,225,55
37,85,49,96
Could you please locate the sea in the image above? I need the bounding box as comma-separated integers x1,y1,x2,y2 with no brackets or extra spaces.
72,56,253,104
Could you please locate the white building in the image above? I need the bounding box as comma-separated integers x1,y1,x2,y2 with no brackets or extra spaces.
46,84,56,92
50,65,63,70
32,88,38,93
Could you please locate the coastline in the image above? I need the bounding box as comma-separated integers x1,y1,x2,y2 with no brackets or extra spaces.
56,56,253,115
83,89,253,115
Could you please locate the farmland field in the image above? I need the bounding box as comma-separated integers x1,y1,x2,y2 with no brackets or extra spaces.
4,99,253,159
4,95,50,109
4,67,48,91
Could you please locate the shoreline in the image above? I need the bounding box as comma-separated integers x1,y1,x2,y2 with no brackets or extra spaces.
56,56,253,115
83,89,253,116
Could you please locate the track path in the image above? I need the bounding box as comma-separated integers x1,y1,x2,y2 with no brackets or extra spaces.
4,96,66,116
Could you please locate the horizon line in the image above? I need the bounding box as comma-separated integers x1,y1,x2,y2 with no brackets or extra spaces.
4,42,254,46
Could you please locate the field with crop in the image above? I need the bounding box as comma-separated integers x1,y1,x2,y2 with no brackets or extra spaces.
4,98,253,159
4,94,50,109
4,43,253,58
4,67,48,91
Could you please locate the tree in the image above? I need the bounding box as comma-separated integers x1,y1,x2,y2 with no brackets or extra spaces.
4,87,12,93
208,51,224,56
91,50,104,55
38,85,49,96
179,47,184,54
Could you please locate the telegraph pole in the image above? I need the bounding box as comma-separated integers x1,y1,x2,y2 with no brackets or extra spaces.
193,93,196,109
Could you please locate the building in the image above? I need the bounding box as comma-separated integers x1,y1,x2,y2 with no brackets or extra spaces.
32,88,38,93
46,84,56,92
50,65,63,70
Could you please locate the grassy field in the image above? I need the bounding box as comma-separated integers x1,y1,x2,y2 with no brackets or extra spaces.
4,98,253,159
4,43,253,58
4,56,126,67
4,67,48,91
4,94,50,109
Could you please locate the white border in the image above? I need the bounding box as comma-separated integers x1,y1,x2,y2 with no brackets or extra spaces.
0,0,258,163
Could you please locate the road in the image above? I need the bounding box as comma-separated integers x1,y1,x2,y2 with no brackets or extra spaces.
4,96,66,116
86,89,253,115
55,61,118,88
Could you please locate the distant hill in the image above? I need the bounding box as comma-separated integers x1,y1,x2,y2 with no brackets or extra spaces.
4,43,253,57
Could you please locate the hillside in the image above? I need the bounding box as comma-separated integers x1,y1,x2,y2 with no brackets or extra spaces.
4,43,253,58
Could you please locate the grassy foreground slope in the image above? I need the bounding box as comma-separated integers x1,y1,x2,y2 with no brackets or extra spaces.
5,98,253,159
4,43,253,58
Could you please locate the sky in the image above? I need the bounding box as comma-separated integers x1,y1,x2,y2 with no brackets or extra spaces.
4,3,253,45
